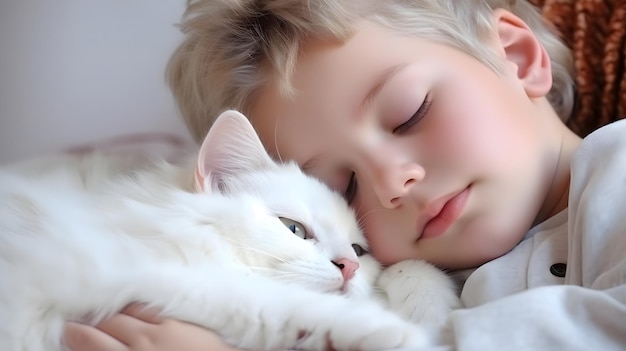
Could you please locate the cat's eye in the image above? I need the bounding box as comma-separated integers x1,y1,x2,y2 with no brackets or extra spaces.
279,217,308,239
393,94,432,134
351,243,368,257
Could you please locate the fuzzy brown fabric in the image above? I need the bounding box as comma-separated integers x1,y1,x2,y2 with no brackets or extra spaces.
529,0,626,136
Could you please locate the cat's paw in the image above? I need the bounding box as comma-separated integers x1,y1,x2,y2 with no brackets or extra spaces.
377,260,462,325
319,304,432,350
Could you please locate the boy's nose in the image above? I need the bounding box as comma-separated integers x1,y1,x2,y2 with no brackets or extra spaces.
359,145,425,208
371,163,425,209
332,258,360,282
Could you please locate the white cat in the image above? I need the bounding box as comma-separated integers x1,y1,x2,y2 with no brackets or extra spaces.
0,110,459,351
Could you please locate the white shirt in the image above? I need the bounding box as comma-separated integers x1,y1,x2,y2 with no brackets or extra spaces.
434,120,626,351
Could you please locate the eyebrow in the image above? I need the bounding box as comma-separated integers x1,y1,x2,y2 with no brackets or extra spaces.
363,63,409,108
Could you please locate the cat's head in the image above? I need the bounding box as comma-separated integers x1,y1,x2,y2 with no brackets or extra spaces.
194,110,380,298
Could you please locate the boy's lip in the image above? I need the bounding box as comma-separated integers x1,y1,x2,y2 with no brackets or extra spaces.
417,186,471,240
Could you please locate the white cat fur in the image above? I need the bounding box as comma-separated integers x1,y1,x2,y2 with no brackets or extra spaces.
0,110,459,351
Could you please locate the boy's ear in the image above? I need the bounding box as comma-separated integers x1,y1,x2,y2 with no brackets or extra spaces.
195,110,276,193
493,9,552,98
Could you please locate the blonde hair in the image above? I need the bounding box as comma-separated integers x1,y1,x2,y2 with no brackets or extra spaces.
167,0,574,141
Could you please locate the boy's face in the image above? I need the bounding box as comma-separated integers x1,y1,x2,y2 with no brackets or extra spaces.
250,21,556,269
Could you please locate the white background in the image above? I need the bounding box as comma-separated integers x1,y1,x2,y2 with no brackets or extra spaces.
0,0,192,165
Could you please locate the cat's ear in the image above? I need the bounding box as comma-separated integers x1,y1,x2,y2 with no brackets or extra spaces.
195,110,277,193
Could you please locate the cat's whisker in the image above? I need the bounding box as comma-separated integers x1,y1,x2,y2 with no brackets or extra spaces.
245,269,311,282
237,247,287,263
246,265,320,280
222,238,289,263
247,269,300,278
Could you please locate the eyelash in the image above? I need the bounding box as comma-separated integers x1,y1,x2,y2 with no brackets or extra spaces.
343,172,357,204
393,94,432,134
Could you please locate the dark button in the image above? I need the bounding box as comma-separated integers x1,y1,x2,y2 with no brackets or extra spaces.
550,263,567,277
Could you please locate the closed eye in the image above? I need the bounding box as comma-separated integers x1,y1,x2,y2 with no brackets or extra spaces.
343,172,357,204
393,94,432,134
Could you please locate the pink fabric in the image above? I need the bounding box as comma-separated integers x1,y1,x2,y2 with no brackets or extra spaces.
65,133,195,164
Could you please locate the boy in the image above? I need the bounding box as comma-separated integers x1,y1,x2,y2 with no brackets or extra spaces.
64,0,626,350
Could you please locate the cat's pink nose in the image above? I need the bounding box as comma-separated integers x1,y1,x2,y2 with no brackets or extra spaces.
332,258,360,282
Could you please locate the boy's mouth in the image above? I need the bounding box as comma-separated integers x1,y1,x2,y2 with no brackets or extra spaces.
419,185,471,240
